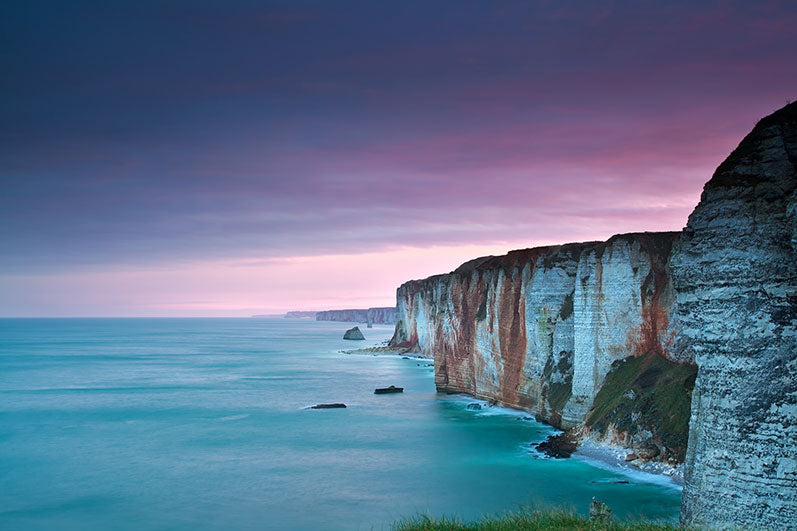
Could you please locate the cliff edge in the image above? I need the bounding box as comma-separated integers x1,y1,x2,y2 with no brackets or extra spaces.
391,232,696,462
388,102,797,529
672,102,797,529
316,307,396,325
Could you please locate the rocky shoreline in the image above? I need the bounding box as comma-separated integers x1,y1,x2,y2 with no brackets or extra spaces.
573,439,683,487
345,338,685,487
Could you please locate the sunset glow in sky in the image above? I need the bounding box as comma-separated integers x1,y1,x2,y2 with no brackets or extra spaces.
2,1,797,316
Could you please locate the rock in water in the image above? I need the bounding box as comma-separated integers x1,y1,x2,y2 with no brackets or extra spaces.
672,102,797,530
535,432,578,458
343,326,365,340
374,385,403,394
589,498,612,524
466,403,482,411
309,403,347,409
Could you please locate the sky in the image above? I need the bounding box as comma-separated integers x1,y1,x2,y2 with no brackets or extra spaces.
2,0,796,317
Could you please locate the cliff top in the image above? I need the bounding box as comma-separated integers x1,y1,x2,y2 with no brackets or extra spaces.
399,231,680,289
707,100,797,189
316,307,396,313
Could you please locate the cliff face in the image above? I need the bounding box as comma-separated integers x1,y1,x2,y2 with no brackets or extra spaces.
672,103,797,529
391,233,694,459
366,307,397,325
284,311,317,318
316,307,396,325
387,102,795,528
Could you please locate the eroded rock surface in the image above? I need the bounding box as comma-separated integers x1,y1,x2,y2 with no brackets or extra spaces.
672,102,797,529
387,101,797,529
316,307,396,325
390,233,693,458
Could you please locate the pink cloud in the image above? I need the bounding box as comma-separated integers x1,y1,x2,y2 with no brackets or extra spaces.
0,244,544,317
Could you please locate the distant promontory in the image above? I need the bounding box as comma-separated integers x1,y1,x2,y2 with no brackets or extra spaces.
282,307,396,326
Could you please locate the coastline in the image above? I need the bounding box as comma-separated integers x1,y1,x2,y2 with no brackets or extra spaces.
574,439,684,489
461,396,685,489
341,344,683,488
340,344,427,356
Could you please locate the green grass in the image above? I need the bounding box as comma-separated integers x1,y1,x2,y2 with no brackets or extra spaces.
586,351,696,460
394,509,680,530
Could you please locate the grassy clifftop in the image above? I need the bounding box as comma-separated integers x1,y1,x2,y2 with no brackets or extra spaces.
586,351,697,461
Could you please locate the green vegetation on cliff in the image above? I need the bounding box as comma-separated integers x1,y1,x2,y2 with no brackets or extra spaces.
586,351,696,460
394,509,679,530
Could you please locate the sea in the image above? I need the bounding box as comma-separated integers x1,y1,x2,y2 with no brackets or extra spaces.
0,318,681,530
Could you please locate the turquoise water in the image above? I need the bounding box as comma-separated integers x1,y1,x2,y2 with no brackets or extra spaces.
0,318,681,530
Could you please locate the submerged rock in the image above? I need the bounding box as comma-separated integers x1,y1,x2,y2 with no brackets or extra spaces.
343,326,365,340
374,385,403,394
309,403,347,409
466,403,482,411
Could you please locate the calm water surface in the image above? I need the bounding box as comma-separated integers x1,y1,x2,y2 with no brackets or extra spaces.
0,318,681,530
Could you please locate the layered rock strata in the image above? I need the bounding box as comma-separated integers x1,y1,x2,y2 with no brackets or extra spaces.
315,307,396,325
672,102,797,529
390,232,694,458
386,102,796,528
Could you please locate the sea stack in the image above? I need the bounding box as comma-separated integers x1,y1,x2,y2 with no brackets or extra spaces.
343,326,365,340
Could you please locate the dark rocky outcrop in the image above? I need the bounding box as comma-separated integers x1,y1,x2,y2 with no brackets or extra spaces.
536,432,579,459
343,327,365,340
374,385,403,394
309,403,347,409
671,102,797,529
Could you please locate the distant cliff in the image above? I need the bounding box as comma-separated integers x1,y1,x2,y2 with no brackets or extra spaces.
284,311,317,318
316,307,396,326
671,102,797,529
391,232,695,461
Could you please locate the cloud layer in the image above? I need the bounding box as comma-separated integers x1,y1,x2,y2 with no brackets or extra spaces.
2,1,796,314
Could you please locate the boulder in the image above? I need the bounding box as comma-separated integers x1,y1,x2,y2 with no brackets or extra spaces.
343,326,365,340
535,432,579,458
636,442,660,460
310,403,347,409
466,403,482,411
